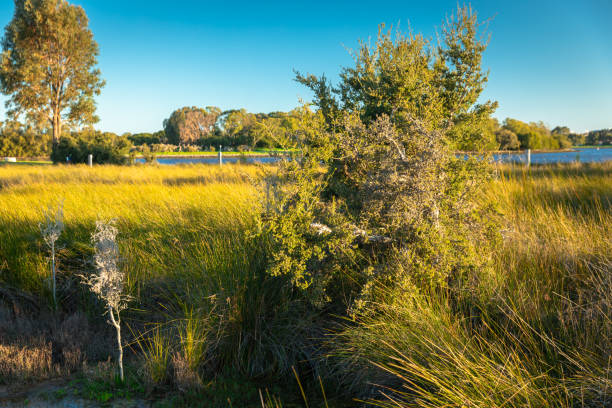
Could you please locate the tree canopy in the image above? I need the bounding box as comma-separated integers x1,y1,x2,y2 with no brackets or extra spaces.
296,6,497,152
163,106,221,146
0,119,50,157
586,129,612,146
502,118,572,150
0,0,105,145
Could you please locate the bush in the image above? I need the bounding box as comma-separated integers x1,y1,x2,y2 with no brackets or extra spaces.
150,144,178,153
265,7,500,310
0,122,51,157
127,130,165,146
51,131,132,164
496,128,520,150
181,144,201,152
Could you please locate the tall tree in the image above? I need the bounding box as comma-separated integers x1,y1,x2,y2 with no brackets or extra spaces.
0,0,105,145
164,106,221,145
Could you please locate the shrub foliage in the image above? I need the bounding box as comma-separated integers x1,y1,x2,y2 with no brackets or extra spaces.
263,6,500,310
51,130,132,164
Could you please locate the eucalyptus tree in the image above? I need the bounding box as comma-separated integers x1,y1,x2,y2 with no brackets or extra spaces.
219,109,257,142
0,0,105,146
163,106,221,146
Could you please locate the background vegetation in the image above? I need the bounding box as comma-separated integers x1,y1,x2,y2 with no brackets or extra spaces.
2,111,609,161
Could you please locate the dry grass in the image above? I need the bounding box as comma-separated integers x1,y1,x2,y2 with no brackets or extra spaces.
0,304,111,384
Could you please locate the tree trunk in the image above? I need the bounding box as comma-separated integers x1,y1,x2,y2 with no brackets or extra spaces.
52,114,62,147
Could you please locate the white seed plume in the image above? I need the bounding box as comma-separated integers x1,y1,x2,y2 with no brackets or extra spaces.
40,202,64,249
85,219,128,312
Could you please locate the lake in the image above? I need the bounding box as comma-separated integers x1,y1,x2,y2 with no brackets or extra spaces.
138,147,612,165
492,147,612,164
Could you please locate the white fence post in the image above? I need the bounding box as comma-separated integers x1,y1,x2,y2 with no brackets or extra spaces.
218,145,222,166
526,149,531,168
88,154,93,167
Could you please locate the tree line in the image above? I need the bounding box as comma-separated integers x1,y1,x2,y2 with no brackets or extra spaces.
3,112,607,160
133,106,310,150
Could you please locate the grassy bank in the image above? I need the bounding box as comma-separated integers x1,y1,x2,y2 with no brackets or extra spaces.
0,162,610,406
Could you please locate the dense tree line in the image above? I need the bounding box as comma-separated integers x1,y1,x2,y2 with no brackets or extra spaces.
120,106,312,151
0,121,51,157
498,118,573,150
493,122,612,150
585,128,612,146
160,106,307,149
2,112,609,160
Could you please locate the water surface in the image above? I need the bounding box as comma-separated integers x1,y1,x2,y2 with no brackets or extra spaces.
138,148,612,165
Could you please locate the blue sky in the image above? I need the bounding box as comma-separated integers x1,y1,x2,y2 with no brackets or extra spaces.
0,0,610,133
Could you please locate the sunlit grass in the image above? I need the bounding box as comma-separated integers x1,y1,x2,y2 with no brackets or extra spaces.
0,161,610,406
335,162,612,407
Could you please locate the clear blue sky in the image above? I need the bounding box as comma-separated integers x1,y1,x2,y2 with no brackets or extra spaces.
0,0,610,134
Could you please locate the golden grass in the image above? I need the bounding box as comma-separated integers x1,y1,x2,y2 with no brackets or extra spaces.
0,164,264,295
337,162,612,407
0,161,610,406
0,162,264,188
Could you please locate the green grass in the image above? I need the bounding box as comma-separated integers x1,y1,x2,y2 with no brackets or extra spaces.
0,162,610,407
0,163,321,405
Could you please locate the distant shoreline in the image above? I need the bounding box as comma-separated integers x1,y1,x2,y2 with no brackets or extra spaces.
459,146,612,154
150,152,290,159
4,146,611,162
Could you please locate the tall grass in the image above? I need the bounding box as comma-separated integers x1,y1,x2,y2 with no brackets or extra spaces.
0,162,610,406
0,164,261,294
335,162,612,407
0,163,320,402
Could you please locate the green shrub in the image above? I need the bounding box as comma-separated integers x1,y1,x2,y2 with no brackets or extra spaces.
51,131,132,164
264,6,500,311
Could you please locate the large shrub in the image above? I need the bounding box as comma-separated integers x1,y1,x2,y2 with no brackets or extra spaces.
51,130,132,164
263,6,500,311
496,128,520,150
